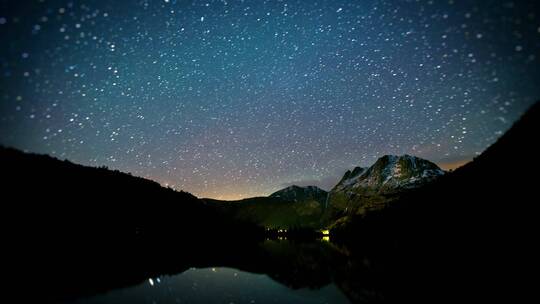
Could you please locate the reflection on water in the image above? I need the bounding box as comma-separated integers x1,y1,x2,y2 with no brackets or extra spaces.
48,239,410,303
10,224,497,303
71,267,350,304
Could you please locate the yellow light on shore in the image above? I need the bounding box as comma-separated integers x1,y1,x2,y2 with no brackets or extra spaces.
321,229,330,235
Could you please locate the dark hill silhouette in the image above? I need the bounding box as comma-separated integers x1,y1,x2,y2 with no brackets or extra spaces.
203,185,328,229
0,147,261,241
204,195,326,229
331,101,540,301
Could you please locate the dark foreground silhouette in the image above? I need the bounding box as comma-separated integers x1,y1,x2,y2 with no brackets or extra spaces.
0,146,262,239
332,101,540,301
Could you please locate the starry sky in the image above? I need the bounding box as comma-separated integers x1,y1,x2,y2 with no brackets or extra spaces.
1,0,539,200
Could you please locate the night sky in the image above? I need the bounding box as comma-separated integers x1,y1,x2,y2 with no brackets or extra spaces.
1,0,539,200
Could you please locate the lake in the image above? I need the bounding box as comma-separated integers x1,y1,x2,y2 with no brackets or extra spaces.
32,237,454,303
50,239,391,303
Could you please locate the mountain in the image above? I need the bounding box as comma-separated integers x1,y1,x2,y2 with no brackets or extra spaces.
205,156,445,229
333,155,444,192
270,185,328,204
205,185,328,229
207,154,445,230
322,155,445,226
331,102,540,236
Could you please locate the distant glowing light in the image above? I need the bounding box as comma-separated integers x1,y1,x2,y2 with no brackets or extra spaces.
321,230,330,241
148,278,154,286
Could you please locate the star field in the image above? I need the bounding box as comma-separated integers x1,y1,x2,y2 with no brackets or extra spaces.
1,0,539,199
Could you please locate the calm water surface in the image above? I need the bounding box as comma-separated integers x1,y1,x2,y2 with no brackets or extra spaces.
70,266,350,304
